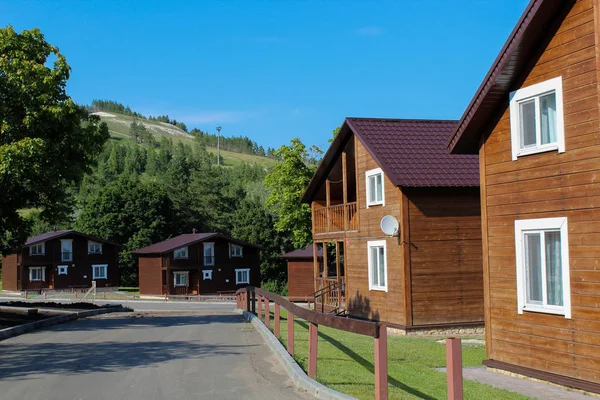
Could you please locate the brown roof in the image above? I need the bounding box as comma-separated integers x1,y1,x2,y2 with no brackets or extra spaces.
302,118,479,203
280,244,323,260
25,229,120,247
447,0,575,154
132,233,261,255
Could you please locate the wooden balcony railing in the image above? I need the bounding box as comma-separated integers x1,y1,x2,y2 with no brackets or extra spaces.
313,202,358,234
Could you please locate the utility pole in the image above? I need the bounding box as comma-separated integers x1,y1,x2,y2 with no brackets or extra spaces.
216,126,222,166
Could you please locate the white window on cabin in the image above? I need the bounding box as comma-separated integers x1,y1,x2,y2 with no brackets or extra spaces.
235,268,250,285
367,240,387,291
29,243,45,256
173,246,188,259
202,270,212,280
365,168,384,207
174,271,188,286
204,242,215,266
92,264,108,280
61,239,73,262
29,266,45,282
88,241,103,254
515,218,571,318
509,76,565,160
230,244,243,258
58,265,68,275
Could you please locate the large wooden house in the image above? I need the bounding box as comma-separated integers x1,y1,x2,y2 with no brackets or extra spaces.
301,118,484,331
134,231,260,296
1,229,120,291
447,0,600,393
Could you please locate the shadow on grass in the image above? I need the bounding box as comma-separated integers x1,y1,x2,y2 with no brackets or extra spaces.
297,320,436,400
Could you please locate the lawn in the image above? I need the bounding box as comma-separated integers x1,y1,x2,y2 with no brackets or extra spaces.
261,309,530,400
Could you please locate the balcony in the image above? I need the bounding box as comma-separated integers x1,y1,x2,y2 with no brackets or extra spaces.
313,202,358,235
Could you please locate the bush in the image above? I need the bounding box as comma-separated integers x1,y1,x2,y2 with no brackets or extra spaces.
261,280,288,296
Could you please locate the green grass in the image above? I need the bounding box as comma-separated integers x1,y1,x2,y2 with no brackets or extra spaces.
118,287,140,295
262,309,530,400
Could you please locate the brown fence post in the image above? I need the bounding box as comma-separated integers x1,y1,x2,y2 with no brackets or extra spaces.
246,291,251,312
251,291,256,314
308,322,318,379
258,295,263,319
274,303,280,338
287,312,295,356
446,338,463,400
265,298,270,328
374,325,388,400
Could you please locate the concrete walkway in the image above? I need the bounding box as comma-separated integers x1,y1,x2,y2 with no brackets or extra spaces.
0,310,311,400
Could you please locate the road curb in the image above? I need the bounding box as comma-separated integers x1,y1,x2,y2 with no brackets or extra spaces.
236,309,356,400
0,307,124,342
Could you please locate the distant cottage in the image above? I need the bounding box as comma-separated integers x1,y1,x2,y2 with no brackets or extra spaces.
281,244,323,298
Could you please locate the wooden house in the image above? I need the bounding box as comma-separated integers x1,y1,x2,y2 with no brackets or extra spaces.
281,245,323,298
301,117,484,331
447,0,600,393
134,231,261,296
1,229,120,291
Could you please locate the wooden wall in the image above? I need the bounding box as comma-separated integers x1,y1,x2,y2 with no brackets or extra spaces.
139,256,162,295
2,254,18,291
287,259,316,297
407,188,484,326
482,0,600,384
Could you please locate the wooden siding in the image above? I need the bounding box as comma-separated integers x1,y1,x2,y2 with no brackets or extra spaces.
2,254,18,291
407,188,484,326
482,0,600,384
138,256,162,295
287,260,315,297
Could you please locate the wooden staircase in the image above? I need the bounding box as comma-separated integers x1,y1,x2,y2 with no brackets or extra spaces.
312,280,346,315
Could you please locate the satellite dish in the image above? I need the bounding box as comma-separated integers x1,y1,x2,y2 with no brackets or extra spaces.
380,215,399,237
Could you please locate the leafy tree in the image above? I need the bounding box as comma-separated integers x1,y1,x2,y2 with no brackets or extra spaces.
0,26,109,254
264,138,314,248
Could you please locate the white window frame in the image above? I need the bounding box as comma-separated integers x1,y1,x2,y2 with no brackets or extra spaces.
174,271,189,287
92,264,108,280
365,168,385,208
61,239,73,262
203,242,215,266
58,265,68,275
367,240,388,292
173,246,188,259
235,268,250,285
29,266,46,281
514,217,571,318
29,242,45,256
88,241,103,254
202,270,213,280
509,76,565,160
230,243,243,258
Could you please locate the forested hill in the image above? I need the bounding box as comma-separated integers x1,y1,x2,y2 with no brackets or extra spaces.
86,99,279,166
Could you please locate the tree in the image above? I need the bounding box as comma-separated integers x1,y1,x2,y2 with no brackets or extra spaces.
264,138,314,248
0,26,109,254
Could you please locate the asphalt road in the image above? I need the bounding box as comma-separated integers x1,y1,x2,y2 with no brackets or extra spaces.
0,309,311,400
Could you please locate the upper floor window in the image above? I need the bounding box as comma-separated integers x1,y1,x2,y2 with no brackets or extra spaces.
509,76,565,160
61,239,73,262
366,168,384,207
367,240,387,291
29,242,45,256
230,244,243,258
515,217,571,318
173,246,188,259
88,241,103,254
204,242,215,266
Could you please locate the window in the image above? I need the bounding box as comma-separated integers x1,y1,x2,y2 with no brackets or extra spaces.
235,268,250,285
29,267,45,281
61,239,73,262
515,217,571,318
173,246,188,259
366,168,385,207
174,271,188,286
509,77,565,160
92,264,108,279
88,241,103,254
367,240,387,291
58,265,68,275
204,242,215,266
29,243,45,256
202,270,213,280
230,244,243,258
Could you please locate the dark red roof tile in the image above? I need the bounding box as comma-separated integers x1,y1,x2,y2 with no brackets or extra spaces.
280,244,323,259
132,233,261,255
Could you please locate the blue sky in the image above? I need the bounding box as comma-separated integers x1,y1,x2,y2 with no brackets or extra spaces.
1,1,529,150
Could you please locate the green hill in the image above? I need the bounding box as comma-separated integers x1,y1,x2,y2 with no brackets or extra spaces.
92,111,278,168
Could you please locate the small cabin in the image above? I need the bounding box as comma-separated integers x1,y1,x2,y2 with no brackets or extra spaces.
302,117,484,331
281,245,323,298
1,229,120,292
133,232,261,296
447,0,600,393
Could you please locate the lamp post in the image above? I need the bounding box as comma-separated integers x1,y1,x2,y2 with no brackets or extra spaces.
216,126,222,166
